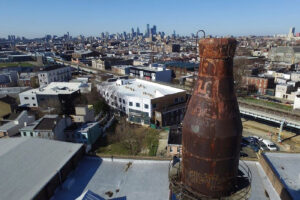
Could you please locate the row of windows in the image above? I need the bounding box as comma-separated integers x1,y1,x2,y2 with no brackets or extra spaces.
129,102,149,109
23,132,50,137
24,97,35,100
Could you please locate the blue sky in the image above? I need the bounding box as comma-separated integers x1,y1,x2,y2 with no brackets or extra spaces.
0,0,299,38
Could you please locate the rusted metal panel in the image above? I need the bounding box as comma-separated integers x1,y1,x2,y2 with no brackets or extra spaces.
182,38,242,198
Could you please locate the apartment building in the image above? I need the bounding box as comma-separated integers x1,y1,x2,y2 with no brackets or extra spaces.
129,64,172,83
38,65,71,86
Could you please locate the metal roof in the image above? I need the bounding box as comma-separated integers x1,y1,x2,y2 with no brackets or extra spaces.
0,137,83,200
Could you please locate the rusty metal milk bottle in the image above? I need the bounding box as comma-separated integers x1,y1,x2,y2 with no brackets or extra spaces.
182,38,242,197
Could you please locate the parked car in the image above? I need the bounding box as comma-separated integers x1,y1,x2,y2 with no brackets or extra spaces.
262,139,278,151
245,136,259,144
253,136,263,142
241,137,250,147
240,152,248,157
259,141,268,151
250,143,259,152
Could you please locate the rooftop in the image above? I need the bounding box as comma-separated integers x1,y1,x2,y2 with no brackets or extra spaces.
0,111,33,131
52,157,280,200
20,82,84,95
0,137,83,200
34,115,59,131
264,152,300,199
76,122,99,133
52,157,170,200
100,79,185,99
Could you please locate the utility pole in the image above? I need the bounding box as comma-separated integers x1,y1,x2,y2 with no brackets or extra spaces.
278,120,285,143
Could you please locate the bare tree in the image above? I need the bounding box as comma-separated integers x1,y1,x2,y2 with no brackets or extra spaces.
233,58,248,94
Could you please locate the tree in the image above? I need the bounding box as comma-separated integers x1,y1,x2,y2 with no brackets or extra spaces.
94,99,109,115
109,118,144,155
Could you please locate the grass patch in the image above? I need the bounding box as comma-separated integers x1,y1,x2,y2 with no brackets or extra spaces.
144,128,160,156
239,96,292,111
96,143,131,155
0,62,36,67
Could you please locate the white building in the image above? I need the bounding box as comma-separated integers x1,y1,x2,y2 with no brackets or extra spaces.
38,65,71,86
275,84,295,100
92,59,105,70
98,79,186,126
294,88,300,110
18,82,85,114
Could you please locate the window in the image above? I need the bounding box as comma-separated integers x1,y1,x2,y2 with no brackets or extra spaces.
152,103,157,108
32,97,35,100
174,98,179,103
180,97,184,102
30,132,33,137
123,99,125,104
129,102,133,106
170,146,173,152
123,107,125,111
24,97,29,100
136,103,140,107
144,104,149,109
33,104,36,106
23,132,26,136
119,98,121,102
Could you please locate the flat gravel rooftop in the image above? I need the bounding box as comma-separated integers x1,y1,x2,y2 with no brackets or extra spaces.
52,157,280,200
264,152,300,199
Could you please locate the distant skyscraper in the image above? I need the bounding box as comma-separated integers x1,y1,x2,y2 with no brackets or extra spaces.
288,27,295,38
101,32,105,39
137,27,140,35
151,25,157,35
146,24,150,37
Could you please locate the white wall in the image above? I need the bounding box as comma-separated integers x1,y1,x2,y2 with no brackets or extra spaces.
19,92,38,107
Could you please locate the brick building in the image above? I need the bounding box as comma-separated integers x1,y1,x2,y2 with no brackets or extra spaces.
242,76,275,95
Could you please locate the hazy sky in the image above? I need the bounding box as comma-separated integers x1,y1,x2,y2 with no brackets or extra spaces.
1,0,299,38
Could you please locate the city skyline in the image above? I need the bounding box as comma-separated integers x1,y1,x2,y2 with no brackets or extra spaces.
1,0,300,38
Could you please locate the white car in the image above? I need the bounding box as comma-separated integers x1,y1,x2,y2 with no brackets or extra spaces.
262,139,278,151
